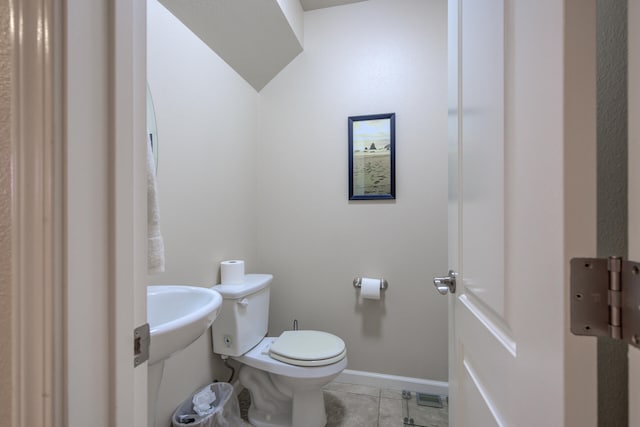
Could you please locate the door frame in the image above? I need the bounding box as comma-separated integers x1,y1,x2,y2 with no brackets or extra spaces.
628,0,640,424
564,1,600,423
8,0,148,426
9,0,63,425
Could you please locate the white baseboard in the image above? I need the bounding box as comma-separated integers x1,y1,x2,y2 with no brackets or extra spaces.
335,369,448,396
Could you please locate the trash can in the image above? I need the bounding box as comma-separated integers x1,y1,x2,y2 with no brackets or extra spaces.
172,382,243,427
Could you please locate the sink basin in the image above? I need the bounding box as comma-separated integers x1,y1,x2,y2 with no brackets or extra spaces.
147,285,222,365
147,285,222,427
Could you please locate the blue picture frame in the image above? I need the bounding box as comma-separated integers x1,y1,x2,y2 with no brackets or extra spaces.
348,113,396,200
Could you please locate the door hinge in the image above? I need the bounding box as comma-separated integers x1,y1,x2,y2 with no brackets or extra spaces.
134,323,150,367
570,257,640,348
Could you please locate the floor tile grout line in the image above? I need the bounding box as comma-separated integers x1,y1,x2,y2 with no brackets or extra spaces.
376,388,381,427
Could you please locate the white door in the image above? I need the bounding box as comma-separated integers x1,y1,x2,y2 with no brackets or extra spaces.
444,1,599,425
628,1,640,424
65,1,148,426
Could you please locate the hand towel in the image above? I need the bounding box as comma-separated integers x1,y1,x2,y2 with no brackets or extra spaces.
147,134,165,274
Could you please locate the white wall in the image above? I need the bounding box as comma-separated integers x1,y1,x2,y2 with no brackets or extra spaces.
147,1,260,424
256,0,448,380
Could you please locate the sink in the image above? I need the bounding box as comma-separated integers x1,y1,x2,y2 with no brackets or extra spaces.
147,285,222,365
147,285,222,427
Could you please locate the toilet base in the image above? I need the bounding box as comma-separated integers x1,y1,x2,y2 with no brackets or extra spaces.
248,407,292,427
239,365,333,427
247,389,327,427
246,390,327,427
290,388,327,427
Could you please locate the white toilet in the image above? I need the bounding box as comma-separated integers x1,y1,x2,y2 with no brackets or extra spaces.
211,274,347,427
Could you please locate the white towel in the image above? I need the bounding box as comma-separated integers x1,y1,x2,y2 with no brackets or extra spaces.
147,134,165,274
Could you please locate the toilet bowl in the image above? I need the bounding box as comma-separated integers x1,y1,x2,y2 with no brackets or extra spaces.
210,274,347,427
236,334,347,427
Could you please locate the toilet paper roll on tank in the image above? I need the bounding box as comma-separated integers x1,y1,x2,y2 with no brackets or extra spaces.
220,260,245,285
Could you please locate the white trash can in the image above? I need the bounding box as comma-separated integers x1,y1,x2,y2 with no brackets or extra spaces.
172,382,243,427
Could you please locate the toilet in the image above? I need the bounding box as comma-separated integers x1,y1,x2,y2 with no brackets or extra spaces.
211,274,347,427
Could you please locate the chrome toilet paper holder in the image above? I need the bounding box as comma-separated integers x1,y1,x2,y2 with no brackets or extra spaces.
353,277,389,291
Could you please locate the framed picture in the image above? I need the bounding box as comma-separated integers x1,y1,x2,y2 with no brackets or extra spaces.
348,113,396,200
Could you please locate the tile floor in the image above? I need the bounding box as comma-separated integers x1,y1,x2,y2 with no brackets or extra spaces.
239,381,448,427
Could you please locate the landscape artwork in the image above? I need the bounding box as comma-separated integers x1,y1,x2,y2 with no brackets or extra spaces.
348,113,395,200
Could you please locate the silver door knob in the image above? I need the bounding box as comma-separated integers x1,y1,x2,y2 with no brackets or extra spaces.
433,270,457,295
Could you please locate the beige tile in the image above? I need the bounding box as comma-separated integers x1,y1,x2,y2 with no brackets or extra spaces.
324,381,380,397
405,396,448,426
240,382,448,427
378,397,404,427
324,389,380,427
381,389,449,427
380,388,404,400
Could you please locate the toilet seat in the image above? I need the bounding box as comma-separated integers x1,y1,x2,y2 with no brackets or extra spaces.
269,330,346,367
234,335,347,379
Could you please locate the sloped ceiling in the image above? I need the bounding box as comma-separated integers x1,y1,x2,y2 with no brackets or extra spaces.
157,0,369,91
159,0,304,91
300,0,368,11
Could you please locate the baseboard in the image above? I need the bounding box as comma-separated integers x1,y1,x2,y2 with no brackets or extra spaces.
335,369,448,396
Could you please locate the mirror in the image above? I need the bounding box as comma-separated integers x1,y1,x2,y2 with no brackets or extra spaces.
147,84,159,171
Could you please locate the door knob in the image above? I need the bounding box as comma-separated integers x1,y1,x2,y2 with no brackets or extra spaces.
433,270,457,295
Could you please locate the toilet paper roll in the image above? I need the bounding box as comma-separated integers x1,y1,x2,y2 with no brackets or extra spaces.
360,277,381,300
221,260,245,285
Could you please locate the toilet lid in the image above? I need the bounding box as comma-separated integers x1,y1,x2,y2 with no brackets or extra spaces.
269,330,346,367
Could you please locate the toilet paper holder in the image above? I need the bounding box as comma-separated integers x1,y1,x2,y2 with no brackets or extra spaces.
353,277,389,291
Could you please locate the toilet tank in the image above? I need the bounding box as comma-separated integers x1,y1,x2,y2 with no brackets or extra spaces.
211,274,272,357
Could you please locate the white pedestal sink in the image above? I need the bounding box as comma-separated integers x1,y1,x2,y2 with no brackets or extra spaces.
147,285,222,427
